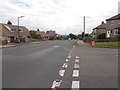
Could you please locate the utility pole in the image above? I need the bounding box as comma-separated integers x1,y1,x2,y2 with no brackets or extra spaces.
83,16,85,39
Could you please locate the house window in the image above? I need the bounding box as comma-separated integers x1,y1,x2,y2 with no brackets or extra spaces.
19,29,23,32
111,30,112,33
114,29,119,35
107,21,115,26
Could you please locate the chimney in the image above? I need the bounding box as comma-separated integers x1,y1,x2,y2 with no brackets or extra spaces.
7,20,12,25
101,21,104,24
37,29,39,31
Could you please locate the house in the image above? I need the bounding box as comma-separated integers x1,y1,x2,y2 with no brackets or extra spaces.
36,29,49,39
0,22,30,43
106,14,120,38
92,21,106,39
46,30,56,37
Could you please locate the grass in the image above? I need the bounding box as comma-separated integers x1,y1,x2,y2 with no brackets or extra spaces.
88,42,120,48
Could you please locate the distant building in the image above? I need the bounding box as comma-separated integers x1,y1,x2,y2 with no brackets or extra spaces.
92,21,106,39
0,22,30,43
36,30,49,39
46,30,56,37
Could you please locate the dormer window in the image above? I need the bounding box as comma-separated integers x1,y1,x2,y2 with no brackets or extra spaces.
4,25,14,32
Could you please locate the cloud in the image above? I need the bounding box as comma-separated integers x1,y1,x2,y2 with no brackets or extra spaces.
0,0,119,34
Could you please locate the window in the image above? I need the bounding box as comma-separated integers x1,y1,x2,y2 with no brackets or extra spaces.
114,29,119,35
19,29,23,32
107,21,115,26
4,25,14,32
111,30,112,33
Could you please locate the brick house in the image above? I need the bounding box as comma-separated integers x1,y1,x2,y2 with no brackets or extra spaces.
0,23,30,43
46,30,56,37
92,21,106,39
36,30,49,39
106,14,120,38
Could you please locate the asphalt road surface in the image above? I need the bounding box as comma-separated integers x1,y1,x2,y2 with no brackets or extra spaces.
2,40,118,88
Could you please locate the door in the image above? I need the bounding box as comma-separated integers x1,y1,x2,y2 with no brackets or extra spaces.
107,31,111,38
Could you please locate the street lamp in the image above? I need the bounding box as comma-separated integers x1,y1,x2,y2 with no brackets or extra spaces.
17,16,24,43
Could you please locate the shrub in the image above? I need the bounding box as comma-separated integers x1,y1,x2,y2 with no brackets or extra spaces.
20,37,26,43
83,37,93,42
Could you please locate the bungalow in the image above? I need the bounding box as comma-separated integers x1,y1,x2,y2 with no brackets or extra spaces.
0,22,30,43
106,14,120,38
92,21,106,39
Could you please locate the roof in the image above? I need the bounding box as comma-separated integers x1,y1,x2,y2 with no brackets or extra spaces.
106,14,120,21
0,23,30,37
93,22,106,30
36,31,48,37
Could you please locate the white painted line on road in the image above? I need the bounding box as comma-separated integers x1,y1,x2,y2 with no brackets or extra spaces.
74,64,79,69
66,59,70,62
59,70,65,76
68,55,71,59
71,81,80,89
75,59,79,63
62,63,68,68
51,80,62,88
54,46,59,48
73,70,79,77
76,56,80,59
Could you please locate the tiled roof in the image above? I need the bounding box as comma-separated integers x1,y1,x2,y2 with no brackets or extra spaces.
0,23,30,37
106,14,120,21
93,22,106,30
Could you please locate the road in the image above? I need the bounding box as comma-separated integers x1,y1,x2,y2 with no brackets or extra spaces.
2,40,118,88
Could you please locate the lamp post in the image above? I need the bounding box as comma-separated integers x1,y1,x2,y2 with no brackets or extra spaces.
17,16,24,43
83,16,85,39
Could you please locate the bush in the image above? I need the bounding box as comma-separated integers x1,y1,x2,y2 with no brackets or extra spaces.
20,37,26,43
83,37,93,42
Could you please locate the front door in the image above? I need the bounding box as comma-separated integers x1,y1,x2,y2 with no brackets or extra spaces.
107,31,111,38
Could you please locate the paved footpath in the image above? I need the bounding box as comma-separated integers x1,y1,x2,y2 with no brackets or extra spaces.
51,41,118,89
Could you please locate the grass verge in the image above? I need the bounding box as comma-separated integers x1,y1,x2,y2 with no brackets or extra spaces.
88,42,120,48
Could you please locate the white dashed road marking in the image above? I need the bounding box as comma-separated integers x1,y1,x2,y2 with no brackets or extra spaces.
54,46,59,48
75,59,79,63
73,70,79,77
66,59,69,62
71,81,80,89
76,56,80,59
62,63,68,68
74,64,79,69
68,55,71,59
59,70,65,76
51,80,62,88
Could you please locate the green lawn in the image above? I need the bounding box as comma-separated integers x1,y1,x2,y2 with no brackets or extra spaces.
89,42,120,48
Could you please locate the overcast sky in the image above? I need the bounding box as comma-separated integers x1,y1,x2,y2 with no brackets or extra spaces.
0,0,119,35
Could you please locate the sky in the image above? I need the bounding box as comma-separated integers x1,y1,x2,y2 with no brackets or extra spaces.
0,0,119,35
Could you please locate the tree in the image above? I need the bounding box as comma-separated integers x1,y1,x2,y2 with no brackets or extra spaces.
29,31,42,39
97,33,106,39
69,33,77,39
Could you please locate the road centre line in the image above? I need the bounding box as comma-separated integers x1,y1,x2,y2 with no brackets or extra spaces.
59,70,65,76
73,70,79,77
62,63,68,68
51,80,62,88
71,81,80,89
66,59,69,62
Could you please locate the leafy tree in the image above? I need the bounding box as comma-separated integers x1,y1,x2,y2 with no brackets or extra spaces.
69,33,77,39
29,31,42,39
